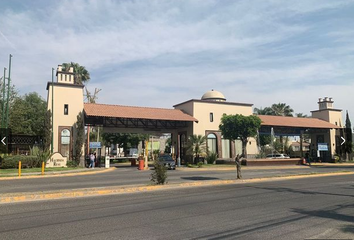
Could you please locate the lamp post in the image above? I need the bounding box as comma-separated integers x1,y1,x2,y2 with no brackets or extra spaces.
51,68,54,153
1,67,6,129
5,54,12,130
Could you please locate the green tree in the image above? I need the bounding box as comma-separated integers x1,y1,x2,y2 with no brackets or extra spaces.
62,62,90,85
253,107,273,115
295,113,308,118
8,92,46,135
42,110,52,151
102,133,148,155
73,112,85,165
270,103,294,116
344,111,353,160
186,134,207,164
219,114,262,157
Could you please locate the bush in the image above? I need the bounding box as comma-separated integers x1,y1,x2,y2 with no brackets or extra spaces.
150,159,167,185
67,160,78,167
1,156,40,169
197,162,203,168
206,152,217,164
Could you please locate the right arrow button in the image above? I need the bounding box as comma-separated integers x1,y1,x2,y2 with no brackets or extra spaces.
341,137,346,145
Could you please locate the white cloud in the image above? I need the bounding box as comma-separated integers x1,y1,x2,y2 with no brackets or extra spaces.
0,0,353,119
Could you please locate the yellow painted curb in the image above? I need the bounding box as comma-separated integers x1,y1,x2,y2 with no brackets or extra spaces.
1,171,353,204
0,167,116,181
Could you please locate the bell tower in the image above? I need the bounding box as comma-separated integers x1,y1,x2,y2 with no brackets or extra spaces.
47,65,84,163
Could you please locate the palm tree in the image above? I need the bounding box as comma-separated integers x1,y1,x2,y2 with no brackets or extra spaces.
62,62,90,85
295,113,308,118
187,134,207,164
254,107,273,115
270,103,294,116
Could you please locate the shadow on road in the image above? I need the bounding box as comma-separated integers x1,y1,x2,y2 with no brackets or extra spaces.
180,176,220,181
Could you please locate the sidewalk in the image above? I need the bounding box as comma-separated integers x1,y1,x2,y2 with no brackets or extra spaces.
0,167,114,180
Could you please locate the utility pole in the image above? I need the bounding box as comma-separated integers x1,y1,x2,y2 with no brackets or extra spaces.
1,67,6,128
51,68,54,153
5,54,12,129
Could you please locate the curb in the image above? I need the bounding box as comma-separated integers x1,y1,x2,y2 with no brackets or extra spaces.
1,171,353,204
0,167,115,180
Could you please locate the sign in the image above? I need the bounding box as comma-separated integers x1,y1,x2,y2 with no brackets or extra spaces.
318,143,328,151
89,142,101,149
46,153,68,168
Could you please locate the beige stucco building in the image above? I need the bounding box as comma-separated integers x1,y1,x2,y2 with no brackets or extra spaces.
47,66,84,160
173,90,258,161
311,97,343,159
47,66,342,164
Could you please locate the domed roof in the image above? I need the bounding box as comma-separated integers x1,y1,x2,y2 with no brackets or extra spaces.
201,90,226,101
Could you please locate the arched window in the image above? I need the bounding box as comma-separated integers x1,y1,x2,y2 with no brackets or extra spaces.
61,129,70,144
60,129,71,157
207,133,217,154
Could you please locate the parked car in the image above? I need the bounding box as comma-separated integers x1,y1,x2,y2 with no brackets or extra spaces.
266,154,290,159
157,155,176,170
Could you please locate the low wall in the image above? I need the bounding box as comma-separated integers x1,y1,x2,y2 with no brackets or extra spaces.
216,158,303,166
245,158,302,166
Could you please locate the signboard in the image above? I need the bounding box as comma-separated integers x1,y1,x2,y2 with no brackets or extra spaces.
318,143,328,151
129,148,138,157
89,142,101,149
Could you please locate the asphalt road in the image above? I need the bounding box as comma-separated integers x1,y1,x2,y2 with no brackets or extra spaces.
1,165,354,194
0,175,353,240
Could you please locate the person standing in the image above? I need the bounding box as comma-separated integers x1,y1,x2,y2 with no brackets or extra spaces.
89,153,95,168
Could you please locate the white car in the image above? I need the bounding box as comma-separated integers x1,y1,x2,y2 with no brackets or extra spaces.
266,154,290,159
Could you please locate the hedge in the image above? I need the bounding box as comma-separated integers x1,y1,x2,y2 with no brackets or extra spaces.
1,156,41,169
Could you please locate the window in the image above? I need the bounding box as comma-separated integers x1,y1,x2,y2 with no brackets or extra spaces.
64,104,69,115
210,112,213,122
207,133,217,154
222,138,230,158
60,129,71,157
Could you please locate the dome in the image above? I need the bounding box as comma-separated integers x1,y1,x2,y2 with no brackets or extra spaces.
201,89,226,101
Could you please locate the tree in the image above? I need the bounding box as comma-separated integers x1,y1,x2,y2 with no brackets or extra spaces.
73,112,85,165
344,111,353,160
253,107,273,115
101,133,148,155
62,62,90,85
42,110,52,151
186,134,207,164
270,103,294,116
219,114,261,158
295,113,308,118
8,92,47,135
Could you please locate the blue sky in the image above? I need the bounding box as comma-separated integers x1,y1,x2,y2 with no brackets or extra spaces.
0,0,353,120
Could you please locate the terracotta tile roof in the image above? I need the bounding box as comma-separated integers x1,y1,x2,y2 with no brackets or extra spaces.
84,103,198,122
258,115,340,129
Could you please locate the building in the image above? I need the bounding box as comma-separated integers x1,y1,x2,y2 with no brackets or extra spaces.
47,66,342,165
47,65,84,160
173,90,258,161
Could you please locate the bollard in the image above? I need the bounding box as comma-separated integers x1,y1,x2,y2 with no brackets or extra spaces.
41,161,45,175
18,161,21,177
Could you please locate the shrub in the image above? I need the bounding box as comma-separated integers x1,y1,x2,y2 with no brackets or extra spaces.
206,152,217,164
1,156,40,169
197,162,203,168
150,159,167,185
67,160,78,167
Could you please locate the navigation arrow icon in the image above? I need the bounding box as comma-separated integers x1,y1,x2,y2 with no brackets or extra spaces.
1,137,6,145
341,137,346,145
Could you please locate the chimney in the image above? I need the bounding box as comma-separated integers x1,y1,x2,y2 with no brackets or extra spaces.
318,97,334,110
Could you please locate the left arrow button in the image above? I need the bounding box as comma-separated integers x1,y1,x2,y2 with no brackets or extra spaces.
1,137,6,145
